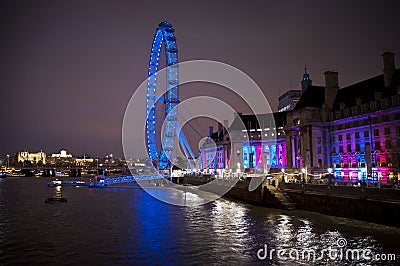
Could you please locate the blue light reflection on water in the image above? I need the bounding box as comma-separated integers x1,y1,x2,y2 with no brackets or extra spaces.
127,189,183,265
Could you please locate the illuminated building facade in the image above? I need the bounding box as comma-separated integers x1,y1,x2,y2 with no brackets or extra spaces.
74,154,94,166
199,113,287,174
199,52,399,183
51,149,72,158
285,82,327,170
199,122,230,174
327,52,400,183
48,149,73,165
284,52,399,182
18,150,46,165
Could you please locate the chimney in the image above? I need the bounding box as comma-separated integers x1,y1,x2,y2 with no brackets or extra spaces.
323,71,339,113
208,126,213,137
382,51,395,87
324,71,339,88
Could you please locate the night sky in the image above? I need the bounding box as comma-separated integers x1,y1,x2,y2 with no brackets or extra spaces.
1,0,399,158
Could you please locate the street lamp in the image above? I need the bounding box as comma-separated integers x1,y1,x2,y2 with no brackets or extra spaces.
301,167,307,182
281,168,287,183
6,154,10,169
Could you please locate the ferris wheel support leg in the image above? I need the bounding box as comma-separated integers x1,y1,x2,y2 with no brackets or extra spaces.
179,131,196,169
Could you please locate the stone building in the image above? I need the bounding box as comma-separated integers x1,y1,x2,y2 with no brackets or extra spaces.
199,112,287,174
17,150,46,165
327,52,400,182
199,52,400,183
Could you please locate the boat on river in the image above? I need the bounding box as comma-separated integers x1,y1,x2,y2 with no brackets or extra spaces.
47,179,88,187
44,196,68,203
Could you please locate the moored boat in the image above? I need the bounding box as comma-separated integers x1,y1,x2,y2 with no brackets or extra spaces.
47,179,88,187
44,196,68,203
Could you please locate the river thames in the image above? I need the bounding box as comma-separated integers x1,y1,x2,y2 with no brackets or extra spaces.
0,177,399,265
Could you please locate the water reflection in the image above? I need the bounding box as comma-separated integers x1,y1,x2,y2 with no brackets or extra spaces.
0,180,9,262
0,178,399,265
54,185,62,197
262,214,395,265
210,200,251,253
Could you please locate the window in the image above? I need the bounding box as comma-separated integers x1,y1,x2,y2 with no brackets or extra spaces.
338,135,343,141
364,131,369,138
355,132,360,139
374,141,380,151
383,115,389,122
318,147,322,154
384,128,391,135
346,133,351,140
374,129,379,136
317,137,321,144
361,104,368,113
356,143,360,152
339,146,344,153
351,106,358,116
347,144,352,153
386,140,391,149
370,101,377,111
331,136,335,142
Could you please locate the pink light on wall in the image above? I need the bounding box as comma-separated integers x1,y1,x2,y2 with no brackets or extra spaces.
256,145,263,168
332,167,391,184
217,150,223,169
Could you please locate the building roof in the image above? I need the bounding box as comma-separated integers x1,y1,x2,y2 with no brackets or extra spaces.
293,85,325,110
278,89,302,100
230,112,287,131
331,69,399,111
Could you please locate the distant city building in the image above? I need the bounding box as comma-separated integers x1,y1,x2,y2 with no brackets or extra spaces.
199,52,400,183
278,90,302,112
48,149,73,165
74,154,94,166
18,150,46,164
51,149,72,158
278,68,311,112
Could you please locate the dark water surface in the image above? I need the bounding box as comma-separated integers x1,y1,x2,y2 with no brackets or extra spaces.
0,177,399,265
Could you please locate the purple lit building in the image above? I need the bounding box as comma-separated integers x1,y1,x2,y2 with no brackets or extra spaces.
199,52,400,183
284,52,399,183
199,112,287,174
327,52,400,184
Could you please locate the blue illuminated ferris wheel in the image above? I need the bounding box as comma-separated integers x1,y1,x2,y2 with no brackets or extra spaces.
146,21,181,170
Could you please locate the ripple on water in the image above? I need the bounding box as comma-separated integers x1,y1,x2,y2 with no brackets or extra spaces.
0,177,399,265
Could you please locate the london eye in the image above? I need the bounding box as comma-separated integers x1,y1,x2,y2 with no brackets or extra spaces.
146,21,193,170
